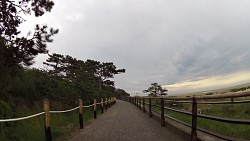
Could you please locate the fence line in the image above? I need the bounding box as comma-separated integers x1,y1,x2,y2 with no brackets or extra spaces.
0,97,116,141
0,100,110,122
129,91,250,141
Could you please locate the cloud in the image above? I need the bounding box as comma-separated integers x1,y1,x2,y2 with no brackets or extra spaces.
20,0,250,95
165,71,250,95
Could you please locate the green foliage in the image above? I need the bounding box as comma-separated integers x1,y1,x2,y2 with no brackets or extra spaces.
115,88,130,97
0,100,13,140
1,1,126,140
0,0,58,66
143,83,168,97
0,54,126,140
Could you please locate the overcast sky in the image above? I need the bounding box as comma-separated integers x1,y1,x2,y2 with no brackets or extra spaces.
21,0,250,95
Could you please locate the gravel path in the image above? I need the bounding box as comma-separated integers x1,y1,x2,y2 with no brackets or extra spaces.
69,100,186,141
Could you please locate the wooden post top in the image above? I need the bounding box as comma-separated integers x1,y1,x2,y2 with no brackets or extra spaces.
44,99,50,128
79,99,83,114
94,98,97,111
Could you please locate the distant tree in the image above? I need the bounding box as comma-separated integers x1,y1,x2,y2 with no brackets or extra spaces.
143,83,168,97
85,60,125,89
115,88,130,97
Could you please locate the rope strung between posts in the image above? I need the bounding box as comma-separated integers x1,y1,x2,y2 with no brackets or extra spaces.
83,104,94,108
0,102,107,122
0,112,45,122
50,106,79,113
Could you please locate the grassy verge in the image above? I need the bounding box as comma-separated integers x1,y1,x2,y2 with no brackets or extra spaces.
146,100,250,140
0,105,101,141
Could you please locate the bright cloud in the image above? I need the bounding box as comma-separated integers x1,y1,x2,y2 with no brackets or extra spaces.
165,71,250,95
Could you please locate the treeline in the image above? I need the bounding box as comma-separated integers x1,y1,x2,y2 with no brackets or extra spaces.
0,53,128,119
0,0,129,122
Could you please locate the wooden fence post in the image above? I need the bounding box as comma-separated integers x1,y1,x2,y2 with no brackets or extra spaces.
149,98,152,118
135,97,136,106
79,99,83,129
109,98,111,108
231,98,234,103
191,97,197,141
161,98,166,126
44,99,52,141
105,97,108,110
139,97,142,110
143,98,145,113
135,97,137,106
101,98,104,114
94,98,97,119
137,97,139,108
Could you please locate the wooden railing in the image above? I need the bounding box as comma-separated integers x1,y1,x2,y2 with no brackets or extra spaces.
129,91,250,141
0,97,117,141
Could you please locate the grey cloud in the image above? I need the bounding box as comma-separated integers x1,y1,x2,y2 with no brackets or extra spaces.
29,0,250,95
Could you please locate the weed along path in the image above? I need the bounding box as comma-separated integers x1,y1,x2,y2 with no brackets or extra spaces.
69,100,185,141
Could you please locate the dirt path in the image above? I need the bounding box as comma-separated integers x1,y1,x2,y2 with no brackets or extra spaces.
69,100,186,141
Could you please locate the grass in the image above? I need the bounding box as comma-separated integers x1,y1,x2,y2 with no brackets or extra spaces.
0,104,102,141
145,99,250,140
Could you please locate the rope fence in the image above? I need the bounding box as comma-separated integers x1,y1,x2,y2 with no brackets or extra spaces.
50,106,79,114
0,97,117,141
0,112,45,122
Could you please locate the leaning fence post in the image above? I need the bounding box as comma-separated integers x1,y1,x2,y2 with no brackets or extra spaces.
143,98,146,113
105,97,108,110
149,98,152,118
191,97,197,141
79,99,83,129
94,98,97,119
101,98,104,114
44,99,52,141
161,98,166,126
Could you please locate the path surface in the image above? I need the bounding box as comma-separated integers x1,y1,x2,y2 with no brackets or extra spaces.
69,100,185,141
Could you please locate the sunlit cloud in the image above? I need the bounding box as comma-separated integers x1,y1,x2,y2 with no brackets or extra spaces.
165,71,250,95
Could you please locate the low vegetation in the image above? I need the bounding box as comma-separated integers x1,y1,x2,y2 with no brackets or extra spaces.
148,96,250,140
0,1,128,140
